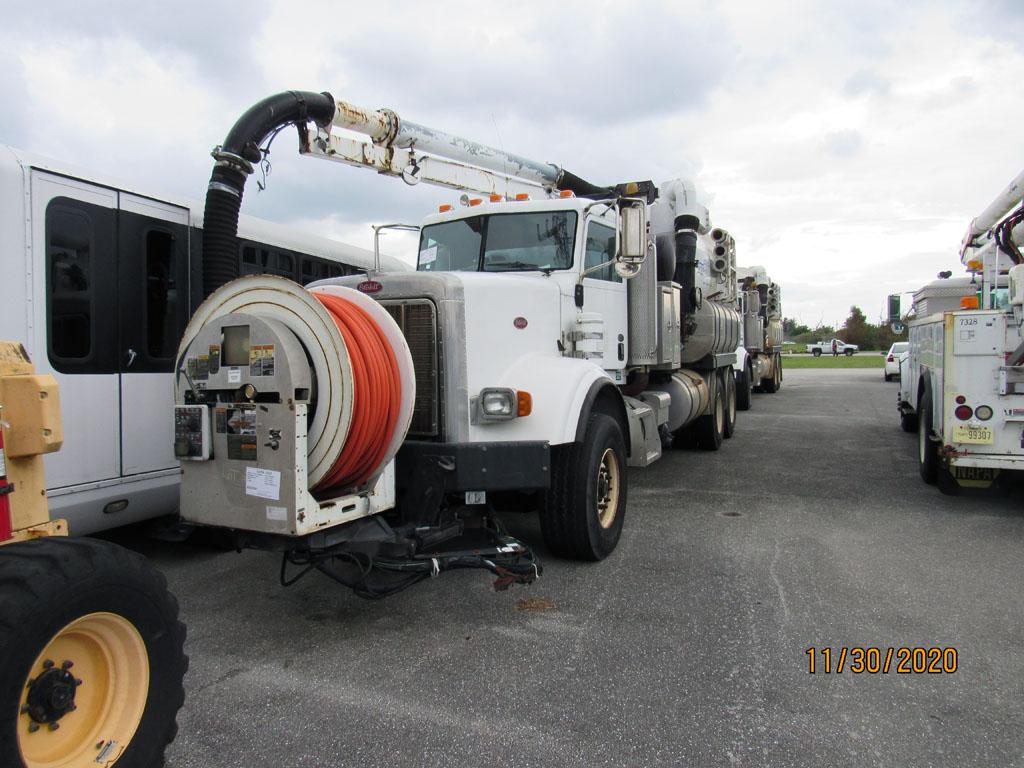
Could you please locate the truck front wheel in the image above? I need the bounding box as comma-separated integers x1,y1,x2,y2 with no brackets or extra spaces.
812,349,822,357
0,538,187,768
540,414,627,561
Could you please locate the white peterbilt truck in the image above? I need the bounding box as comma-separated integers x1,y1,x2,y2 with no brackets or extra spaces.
173,90,743,595
733,265,783,408
895,167,1024,493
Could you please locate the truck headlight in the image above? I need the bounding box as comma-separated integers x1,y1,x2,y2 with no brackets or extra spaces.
479,388,516,420
473,388,532,423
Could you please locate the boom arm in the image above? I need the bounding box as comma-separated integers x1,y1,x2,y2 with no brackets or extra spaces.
302,97,608,200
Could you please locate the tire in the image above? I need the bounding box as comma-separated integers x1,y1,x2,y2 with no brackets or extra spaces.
761,360,778,394
736,365,752,411
900,409,918,433
723,370,737,439
0,538,187,768
845,349,854,356
812,349,822,357
695,382,725,451
884,373,892,382
918,388,938,485
773,355,782,392
540,413,627,561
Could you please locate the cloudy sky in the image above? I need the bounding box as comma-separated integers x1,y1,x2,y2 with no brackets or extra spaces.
3,0,1022,326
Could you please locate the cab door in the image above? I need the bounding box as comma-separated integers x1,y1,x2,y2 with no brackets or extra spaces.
581,217,628,375
118,193,190,475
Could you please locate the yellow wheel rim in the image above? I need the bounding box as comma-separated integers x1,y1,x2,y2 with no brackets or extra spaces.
18,612,150,768
596,447,621,529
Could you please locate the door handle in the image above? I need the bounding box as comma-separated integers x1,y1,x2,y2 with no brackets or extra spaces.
125,348,137,368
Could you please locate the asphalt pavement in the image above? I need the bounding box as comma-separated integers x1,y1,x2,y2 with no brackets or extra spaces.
111,368,1024,768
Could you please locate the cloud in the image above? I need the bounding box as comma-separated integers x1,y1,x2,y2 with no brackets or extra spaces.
844,69,890,97
1,0,1022,327
822,129,864,158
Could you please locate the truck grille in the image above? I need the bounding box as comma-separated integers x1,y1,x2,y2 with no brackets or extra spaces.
383,300,440,437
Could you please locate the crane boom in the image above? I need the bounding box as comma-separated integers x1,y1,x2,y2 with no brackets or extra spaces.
301,97,609,200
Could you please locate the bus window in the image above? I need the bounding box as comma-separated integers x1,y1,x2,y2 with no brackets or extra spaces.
48,206,95,360
145,230,178,359
277,251,294,275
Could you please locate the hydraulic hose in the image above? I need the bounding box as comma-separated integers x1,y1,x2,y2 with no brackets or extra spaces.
202,90,336,297
312,293,402,491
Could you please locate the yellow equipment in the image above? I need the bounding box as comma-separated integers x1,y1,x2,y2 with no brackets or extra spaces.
0,341,186,768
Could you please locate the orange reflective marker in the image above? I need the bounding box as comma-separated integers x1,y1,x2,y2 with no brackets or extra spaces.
517,390,533,417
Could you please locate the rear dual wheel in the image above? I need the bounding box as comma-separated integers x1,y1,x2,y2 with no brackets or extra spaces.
736,365,752,411
723,370,737,439
0,538,186,768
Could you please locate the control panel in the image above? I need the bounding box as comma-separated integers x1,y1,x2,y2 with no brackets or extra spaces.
174,404,211,460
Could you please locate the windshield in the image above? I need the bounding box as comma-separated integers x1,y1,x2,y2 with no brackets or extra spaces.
418,211,578,273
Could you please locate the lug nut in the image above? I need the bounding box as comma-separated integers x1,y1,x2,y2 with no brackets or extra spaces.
42,660,54,670
48,722,60,731
28,722,39,733
61,660,74,670
20,704,30,714
73,678,83,687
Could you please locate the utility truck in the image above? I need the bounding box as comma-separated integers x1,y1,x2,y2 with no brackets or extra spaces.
734,265,783,407
894,167,1024,493
806,338,858,356
172,90,743,596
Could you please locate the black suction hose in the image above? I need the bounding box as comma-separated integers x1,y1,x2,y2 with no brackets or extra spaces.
202,90,336,297
673,215,700,338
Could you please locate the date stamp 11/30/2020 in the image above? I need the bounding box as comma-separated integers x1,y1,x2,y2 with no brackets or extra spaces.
806,647,958,674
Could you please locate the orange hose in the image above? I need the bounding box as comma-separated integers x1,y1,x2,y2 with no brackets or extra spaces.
312,293,402,492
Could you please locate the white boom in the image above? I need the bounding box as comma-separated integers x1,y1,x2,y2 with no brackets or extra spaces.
302,98,587,199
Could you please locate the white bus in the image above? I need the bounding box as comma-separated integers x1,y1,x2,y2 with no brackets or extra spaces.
0,145,408,534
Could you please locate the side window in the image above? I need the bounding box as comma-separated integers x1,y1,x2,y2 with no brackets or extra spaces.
145,230,178,360
48,206,94,360
46,198,117,373
583,221,620,283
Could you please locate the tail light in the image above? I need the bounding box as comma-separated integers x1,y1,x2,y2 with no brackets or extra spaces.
954,405,973,420
887,354,894,362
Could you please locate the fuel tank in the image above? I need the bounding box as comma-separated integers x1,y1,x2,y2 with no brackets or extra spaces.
681,300,741,364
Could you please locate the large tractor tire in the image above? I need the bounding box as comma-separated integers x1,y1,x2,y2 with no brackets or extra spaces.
0,537,187,768
723,370,737,439
540,413,628,561
735,364,753,411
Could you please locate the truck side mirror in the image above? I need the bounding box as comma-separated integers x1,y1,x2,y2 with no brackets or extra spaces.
617,198,648,271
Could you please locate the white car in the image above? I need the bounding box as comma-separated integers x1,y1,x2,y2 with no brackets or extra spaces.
884,342,909,381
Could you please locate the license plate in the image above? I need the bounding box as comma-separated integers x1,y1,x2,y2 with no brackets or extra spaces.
952,425,993,444
952,466,999,488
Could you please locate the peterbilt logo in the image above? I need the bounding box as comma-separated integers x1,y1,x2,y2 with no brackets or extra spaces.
357,280,383,294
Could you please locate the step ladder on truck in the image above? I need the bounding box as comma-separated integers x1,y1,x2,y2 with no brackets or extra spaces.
0,341,186,768
893,168,1024,493
170,90,747,598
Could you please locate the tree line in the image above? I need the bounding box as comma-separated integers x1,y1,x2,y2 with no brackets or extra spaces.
783,306,907,351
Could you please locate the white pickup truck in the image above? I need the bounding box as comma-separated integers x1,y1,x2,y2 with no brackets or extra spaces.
806,338,858,357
